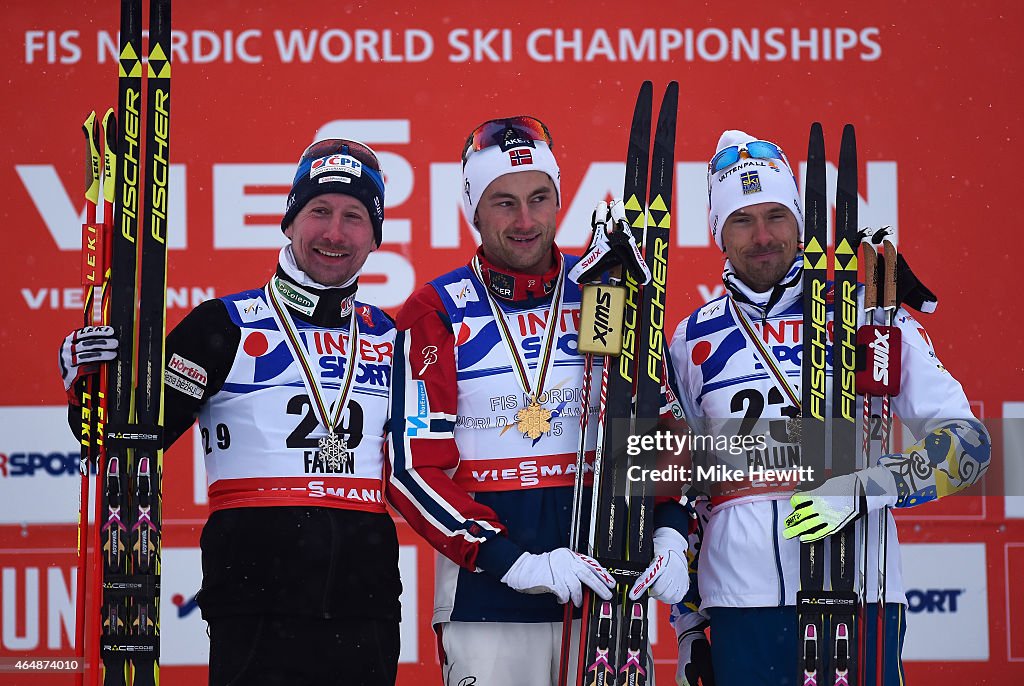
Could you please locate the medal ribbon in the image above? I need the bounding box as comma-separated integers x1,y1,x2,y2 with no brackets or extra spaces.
471,256,564,403
728,297,801,410
265,276,359,435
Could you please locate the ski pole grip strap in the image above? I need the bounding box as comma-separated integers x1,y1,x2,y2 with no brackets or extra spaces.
105,423,163,448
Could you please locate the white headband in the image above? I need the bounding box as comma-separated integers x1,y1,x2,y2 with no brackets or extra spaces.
461,140,561,228
708,130,804,251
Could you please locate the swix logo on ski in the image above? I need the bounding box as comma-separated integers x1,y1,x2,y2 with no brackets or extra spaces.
168,354,208,387
0,452,83,477
906,588,964,614
310,154,363,179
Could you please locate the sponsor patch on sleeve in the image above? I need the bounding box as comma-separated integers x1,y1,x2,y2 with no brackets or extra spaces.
695,299,726,324
235,297,268,323
167,354,209,388
443,278,479,306
165,370,204,399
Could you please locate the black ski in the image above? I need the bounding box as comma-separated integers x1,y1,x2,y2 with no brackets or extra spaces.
830,124,861,686
573,81,677,686
129,0,172,683
797,123,862,686
617,80,677,686
99,2,143,683
798,121,829,686
577,82,652,686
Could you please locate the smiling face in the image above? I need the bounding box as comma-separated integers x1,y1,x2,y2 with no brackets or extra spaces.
284,193,377,287
721,201,800,292
474,170,558,275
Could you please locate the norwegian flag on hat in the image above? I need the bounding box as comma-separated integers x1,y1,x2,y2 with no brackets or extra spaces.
508,149,533,166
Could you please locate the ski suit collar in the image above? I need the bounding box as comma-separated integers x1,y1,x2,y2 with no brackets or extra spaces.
723,253,804,323
274,246,359,328
474,245,564,305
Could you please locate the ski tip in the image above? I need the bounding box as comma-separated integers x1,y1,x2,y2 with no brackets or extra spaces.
840,124,857,154
807,123,826,161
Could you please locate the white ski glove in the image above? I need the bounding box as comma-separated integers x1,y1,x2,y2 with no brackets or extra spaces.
500,548,615,607
59,326,118,396
783,466,899,543
568,199,651,285
629,527,690,604
674,611,714,686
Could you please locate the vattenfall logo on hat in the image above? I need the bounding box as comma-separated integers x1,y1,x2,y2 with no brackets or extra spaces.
310,154,363,179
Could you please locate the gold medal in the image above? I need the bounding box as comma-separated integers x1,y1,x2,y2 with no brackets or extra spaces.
515,398,553,439
319,432,351,472
470,257,565,443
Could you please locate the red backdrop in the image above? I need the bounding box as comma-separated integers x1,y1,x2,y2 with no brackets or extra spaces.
2,1,1023,683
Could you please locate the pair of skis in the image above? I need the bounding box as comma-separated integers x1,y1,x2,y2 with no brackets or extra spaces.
797,123,899,686
561,80,678,686
75,2,172,685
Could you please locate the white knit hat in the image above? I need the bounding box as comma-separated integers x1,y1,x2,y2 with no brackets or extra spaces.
707,130,804,251
462,138,561,228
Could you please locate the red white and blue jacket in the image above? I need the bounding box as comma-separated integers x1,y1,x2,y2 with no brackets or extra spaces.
387,247,690,624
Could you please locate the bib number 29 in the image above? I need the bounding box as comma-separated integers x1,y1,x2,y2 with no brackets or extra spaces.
285,394,364,449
